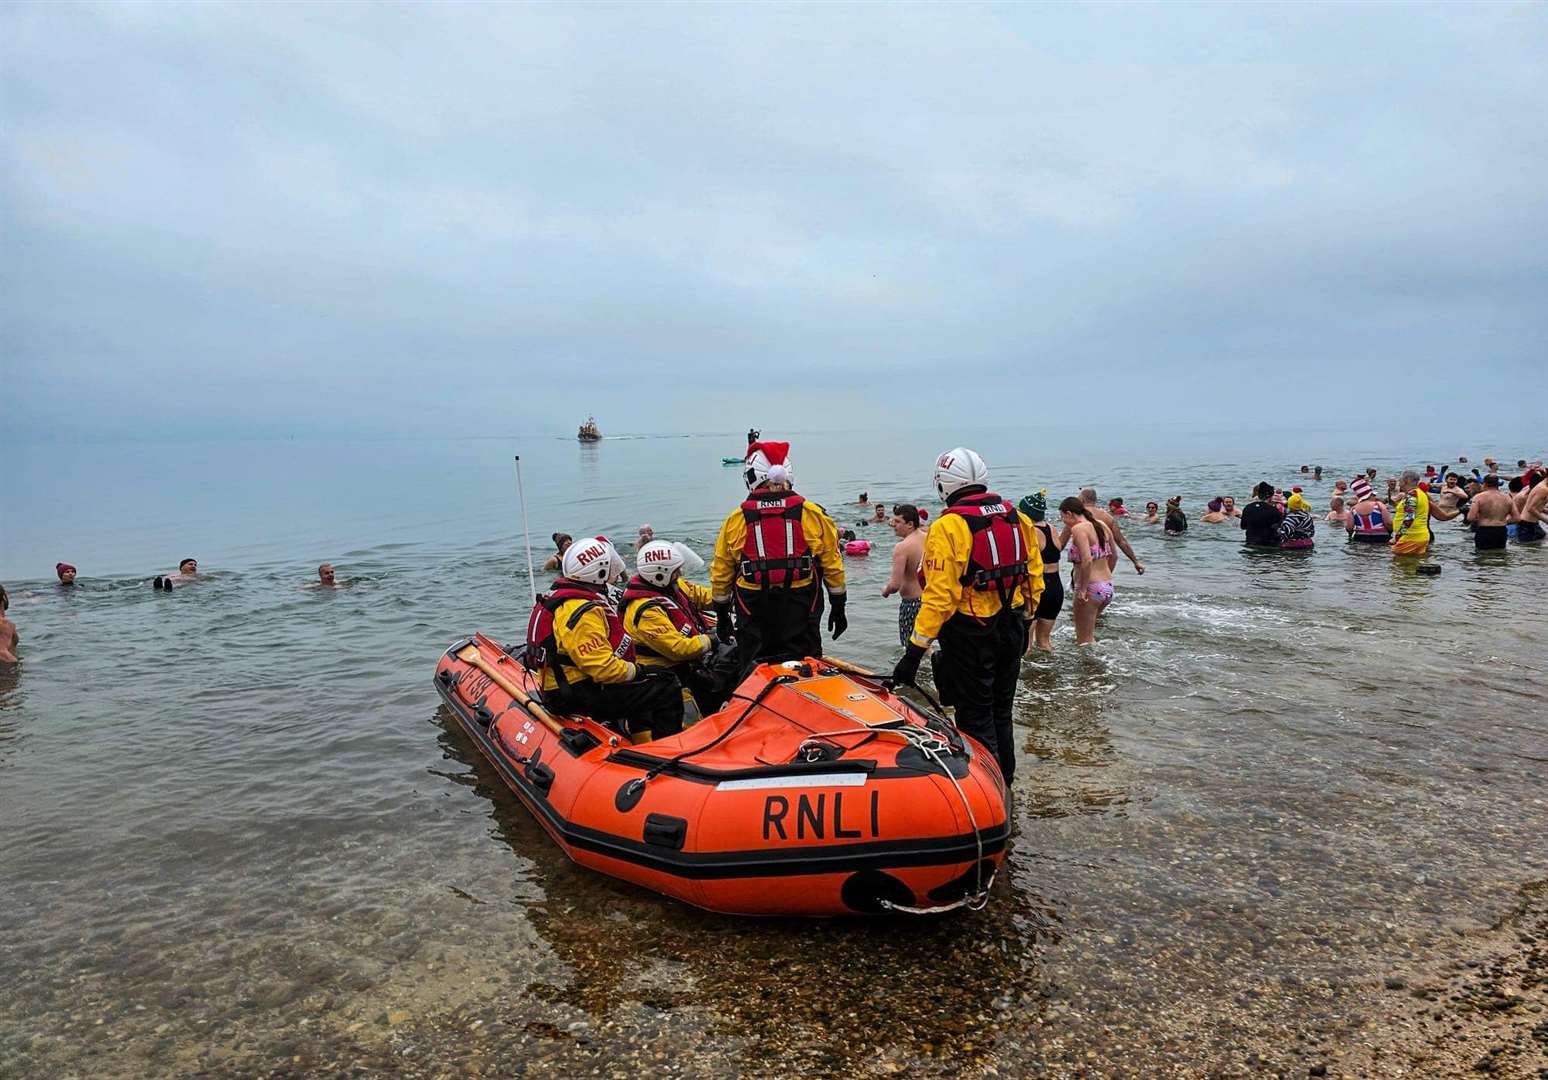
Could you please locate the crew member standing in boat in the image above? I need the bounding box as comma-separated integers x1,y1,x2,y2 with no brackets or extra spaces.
890,447,1043,787
622,541,739,716
526,536,684,742
711,441,846,671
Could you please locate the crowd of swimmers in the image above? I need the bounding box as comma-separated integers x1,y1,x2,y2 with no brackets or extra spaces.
0,560,350,664
6,443,1544,785
1109,458,1547,555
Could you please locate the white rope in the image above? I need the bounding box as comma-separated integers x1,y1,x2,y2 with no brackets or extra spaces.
798,722,995,913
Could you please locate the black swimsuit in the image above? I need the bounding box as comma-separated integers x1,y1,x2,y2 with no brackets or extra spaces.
1033,523,1064,621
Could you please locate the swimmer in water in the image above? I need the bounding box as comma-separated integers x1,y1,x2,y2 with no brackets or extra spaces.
1519,473,1548,543
1200,499,1227,524
1325,496,1351,528
1313,465,1323,480
856,492,869,506
1332,479,1349,501
1221,495,1240,518
1466,477,1515,550
542,533,573,573
0,584,17,663
880,504,926,647
317,563,338,587
872,504,886,524
1108,497,1129,517
155,558,199,590
1164,497,1187,534
56,563,77,587
636,524,654,549
1143,501,1160,525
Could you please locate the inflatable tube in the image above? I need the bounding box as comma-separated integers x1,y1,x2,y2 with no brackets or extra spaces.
434,634,1008,917
844,539,873,555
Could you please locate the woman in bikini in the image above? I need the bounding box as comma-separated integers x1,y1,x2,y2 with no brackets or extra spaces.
1059,496,1116,647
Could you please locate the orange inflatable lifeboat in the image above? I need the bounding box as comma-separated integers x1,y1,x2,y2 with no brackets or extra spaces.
434,632,1008,916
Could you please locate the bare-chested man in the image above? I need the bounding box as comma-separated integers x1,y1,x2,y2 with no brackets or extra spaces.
1467,476,1516,550
1076,488,1145,574
881,504,926,646
1517,472,1548,544
1325,496,1350,528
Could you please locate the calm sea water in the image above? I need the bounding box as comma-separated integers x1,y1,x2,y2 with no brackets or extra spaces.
2,429,1545,1076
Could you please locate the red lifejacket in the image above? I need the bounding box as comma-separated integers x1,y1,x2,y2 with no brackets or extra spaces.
941,492,1029,599
524,579,634,683
738,491,814,587
621,577,708,659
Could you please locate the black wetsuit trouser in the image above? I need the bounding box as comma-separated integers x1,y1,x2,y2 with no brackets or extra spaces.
932,607,1024,787
733,582,822,673
1474,525,1508,550
548,673,684,739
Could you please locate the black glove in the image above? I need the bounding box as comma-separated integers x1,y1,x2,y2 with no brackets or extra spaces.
826,593,848,639
713,602,734,644
891,641,926,687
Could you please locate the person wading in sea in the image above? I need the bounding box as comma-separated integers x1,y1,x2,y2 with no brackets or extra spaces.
710,441,846,673
1019,491,1064,653
1390,469,1432,557
891,448,1042,787
1077,489,1145,575
881,504,927,647
1466,477,1516,551
1240,482,1284,548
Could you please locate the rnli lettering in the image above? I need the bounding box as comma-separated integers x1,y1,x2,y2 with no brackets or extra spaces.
761,791,881,841
979,502,1009,515
643,548,671,563
574,544,604,567
577,639,609,655
923,557,948,574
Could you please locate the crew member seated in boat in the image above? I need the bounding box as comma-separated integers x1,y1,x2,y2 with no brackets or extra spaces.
623,541,739,716
890,447,1043,787
526,536,683,742
710,441,846,671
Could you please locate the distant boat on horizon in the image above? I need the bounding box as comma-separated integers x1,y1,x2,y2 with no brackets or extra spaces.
577,416,602,442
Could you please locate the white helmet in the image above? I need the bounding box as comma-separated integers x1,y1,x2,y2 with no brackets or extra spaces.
744,440,794,490
561,536,627,585
636,541,705,587
933,447,989,501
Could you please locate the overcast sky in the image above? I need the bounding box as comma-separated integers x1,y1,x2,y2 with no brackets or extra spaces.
3,2,1545,441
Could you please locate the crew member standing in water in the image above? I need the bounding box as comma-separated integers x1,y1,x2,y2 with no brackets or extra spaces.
890,448,1043,787
622,541,738,716
526,536,684,742
710,441,846,671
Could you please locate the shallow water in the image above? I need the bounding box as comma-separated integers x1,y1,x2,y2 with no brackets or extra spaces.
2,431,1545,1076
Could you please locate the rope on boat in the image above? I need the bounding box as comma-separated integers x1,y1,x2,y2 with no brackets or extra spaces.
799,722,994,914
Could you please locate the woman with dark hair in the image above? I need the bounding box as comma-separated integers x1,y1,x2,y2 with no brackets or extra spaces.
1059,496,1115,646
1019,492,1065,652
1240,482,1284,548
